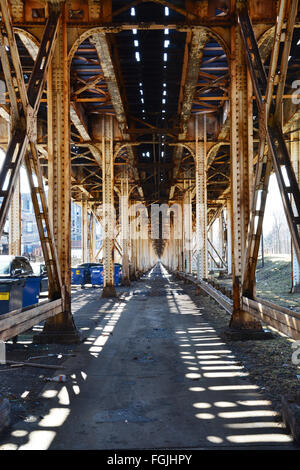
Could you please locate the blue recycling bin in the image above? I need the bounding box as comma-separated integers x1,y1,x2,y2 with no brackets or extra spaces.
22,276,41,308
114,263,122,286
0,278,25,315
90,265,103,287
71,267,86,286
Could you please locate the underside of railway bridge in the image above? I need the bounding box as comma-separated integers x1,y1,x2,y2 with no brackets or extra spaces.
0,0,300,451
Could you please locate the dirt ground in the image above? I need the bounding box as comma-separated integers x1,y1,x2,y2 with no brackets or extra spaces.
179,276,300,413
0,285,130,428
210,254,300,313
0,266,299,437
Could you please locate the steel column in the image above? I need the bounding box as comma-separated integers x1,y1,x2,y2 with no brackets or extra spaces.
229,24,262,330
81,200,89,263
120,167,130,285
291,128,300,292
40,7,80,343
195,115,208,280
183,170,193,274
101,115,116,297
226,199,232,275
8,176,20,256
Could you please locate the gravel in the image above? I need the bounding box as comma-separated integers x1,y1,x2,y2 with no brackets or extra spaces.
178,276,300,413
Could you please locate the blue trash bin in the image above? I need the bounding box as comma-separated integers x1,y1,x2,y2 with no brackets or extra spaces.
22,276,41,308
90,265,103,287
114,263,122,286
71,267,86,286
0,278,25,315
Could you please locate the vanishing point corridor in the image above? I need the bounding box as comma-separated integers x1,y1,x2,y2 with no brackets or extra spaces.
0,264,295,450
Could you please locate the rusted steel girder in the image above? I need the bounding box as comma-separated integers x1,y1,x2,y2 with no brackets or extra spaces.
170,30,208,197
0,1,63,299
8,176,20,256
90,32,143,200
101,115,117,298
39,5,80,343
120,166,130,286
238,1,300,296
183,169,193,274
81,199,89,263
195,115,208,280
229,24,262,330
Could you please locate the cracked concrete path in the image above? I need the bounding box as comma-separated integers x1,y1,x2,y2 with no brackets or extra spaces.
0,263,297,450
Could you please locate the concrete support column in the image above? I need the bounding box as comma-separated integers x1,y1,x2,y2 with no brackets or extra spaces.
195,115,208,280
120,167,130,285
229,25,262,330
183,170,192,273
9,176,20,255
291,128,300,291
81,199,89,263
40,7,80,343
101,115,116,297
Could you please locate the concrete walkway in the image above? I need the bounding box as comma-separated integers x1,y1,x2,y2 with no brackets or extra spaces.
0,264,296,450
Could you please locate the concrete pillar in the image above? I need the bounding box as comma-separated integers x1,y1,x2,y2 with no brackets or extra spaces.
40,6,80,342
229,25,262,330
101,115,116,297
9,176,21,255
195,115,208,280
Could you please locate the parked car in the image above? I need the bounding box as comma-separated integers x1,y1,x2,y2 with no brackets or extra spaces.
0,255,41,308
0,255,34,278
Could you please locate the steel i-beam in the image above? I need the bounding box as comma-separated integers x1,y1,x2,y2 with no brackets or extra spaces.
120,166,130,286
229,24,262,330
101,115,117,297
195,115,208,280
38,5,80,343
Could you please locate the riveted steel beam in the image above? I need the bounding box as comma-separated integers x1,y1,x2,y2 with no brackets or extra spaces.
183,169,193,274
120,166,130,286
170,29,208,199
101,115,116,297
238,1,300,298
229,24,262,330
0,1,63,302
39,5,80,343
81,199,89,263
90,31,144,199
195,114,208,280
